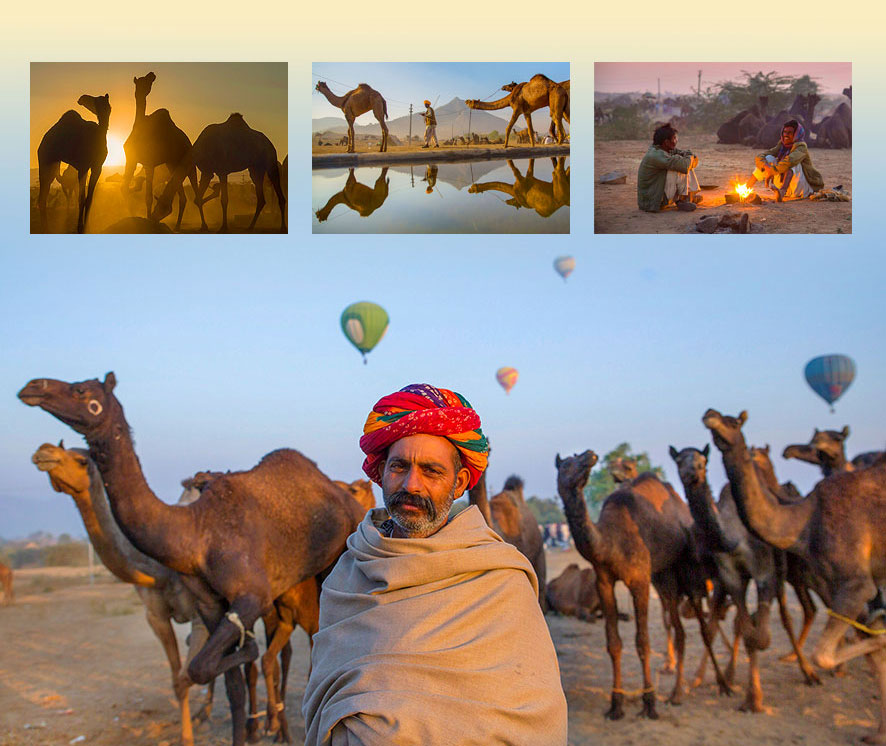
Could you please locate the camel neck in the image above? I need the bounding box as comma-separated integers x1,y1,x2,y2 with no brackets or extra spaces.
319,87,347,109
468,475,493,527
721,443,814,551
69,461,171,587
471,93,512,110
87,413,198,574
558,483,608,563
683,476,737,553
134,95,147,124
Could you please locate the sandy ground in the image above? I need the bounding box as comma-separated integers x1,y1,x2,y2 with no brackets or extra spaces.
595,134,852,234
0,554,878,746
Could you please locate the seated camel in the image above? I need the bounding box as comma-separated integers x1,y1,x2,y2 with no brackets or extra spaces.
547,563,600,621
315,167,390,222
468,158,569,218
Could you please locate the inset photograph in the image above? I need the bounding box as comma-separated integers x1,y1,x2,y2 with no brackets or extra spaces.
594,63,851,234
312,62,569,233
31,62,287,234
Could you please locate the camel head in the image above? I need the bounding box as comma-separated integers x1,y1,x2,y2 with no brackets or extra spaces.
749,444,775,473
333,479,376,513
133,72,156,98
179,470,223,505
502,475,524,499
78,94,111,123
555,450,599,495
843,86,852,101
809,426,850,461
501,82,518,93
702,408,748,453
31,441,92,496
19,372,120,438
608,457,639,484
315,81,329,93
669,445,709,487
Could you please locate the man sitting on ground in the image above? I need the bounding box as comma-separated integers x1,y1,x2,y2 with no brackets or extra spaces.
303,383,567,746
637,123,701,212
747,119,823,202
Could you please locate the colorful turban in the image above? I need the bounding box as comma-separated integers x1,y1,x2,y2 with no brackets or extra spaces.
360,383,489,489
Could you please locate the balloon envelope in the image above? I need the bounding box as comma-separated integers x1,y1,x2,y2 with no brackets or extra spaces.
496,366,518,394
341,302,389,360
804,354,855,406
553,255,576,280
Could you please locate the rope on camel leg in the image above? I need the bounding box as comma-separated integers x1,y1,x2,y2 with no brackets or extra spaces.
826,607,886,637
611,685,656,696
226,611,256,649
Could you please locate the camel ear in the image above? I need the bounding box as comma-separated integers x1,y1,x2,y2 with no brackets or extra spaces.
841,426,850,439
555,454,562,468
702,444,710,459
133,76,137,84
738,410,748,425
764,444,770,454
147,72,155,81
58,439,65,448
814,428,820,435
103,372,116,392
668,446,679,461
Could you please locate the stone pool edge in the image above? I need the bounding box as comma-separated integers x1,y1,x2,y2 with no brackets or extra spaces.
312,145,570,169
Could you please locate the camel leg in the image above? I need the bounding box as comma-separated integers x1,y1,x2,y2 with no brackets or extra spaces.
219,174,230,233
737,598,769,713
143,165,155,221
347,117,356,154
665,596,686,705
267,161,286,232
597,573,625,720
725,612,742,686
185,617,213,725
194,170,213,232
661,600,677,674
80,166,102,234
175,184,187,231
247,168,266,231
245,660,261,744
503,109,522,149
628,581,657,719
263,614,294,741
689,594,732,696
782,582,817,661
37,160,59,232
777,581,821,684
136,589,194,746
76,171,88,234
375,107,388,152
863,645,886,744
120,155,137,201
523,113,537,148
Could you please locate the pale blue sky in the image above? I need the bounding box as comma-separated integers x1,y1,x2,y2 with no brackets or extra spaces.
312,62,570,120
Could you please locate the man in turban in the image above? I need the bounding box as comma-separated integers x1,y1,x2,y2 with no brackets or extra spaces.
303,383,567,746
420,99,439,149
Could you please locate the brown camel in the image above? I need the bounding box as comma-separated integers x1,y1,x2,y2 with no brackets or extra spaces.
18,373,365,746
555,450,728,720
547,563,601,621
468,157,569,218
37,94,110,233
122,72,203,230
153,113,286,233
315,167,389,222
669,444,819,713
332,479,376,513
30,441,211,746
0,560,12,605
467,474,547,610
784,426,857,477
466,74,568,147
703,409,886,744
314,82,388,153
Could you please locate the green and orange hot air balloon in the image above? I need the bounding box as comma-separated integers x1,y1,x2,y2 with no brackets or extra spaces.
341,301,389,364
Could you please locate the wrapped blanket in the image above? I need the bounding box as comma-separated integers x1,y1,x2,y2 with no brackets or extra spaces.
303,506,567,746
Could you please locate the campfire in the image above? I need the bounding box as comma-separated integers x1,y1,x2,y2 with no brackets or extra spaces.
734,182,752,201
725,180,761,205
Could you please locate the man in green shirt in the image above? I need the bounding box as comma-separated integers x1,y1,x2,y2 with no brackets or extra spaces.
747,120,823,202
637,124,701,212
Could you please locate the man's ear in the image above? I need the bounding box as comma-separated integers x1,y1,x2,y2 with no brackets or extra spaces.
454,467,472,499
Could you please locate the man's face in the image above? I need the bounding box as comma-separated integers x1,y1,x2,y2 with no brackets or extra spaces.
781,126,796,147
662,134,677,152
381,434,471,538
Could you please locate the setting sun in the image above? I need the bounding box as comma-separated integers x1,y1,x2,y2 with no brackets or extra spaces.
105,132,127,167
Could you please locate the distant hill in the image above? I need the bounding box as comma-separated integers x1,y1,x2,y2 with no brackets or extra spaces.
312,96,566,138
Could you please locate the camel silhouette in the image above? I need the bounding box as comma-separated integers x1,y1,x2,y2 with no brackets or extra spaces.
122,72,204,230
37,94,111,233
153,113,285,232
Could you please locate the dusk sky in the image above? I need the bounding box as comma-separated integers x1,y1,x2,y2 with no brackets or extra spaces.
31,63,287,169
595,62,851,96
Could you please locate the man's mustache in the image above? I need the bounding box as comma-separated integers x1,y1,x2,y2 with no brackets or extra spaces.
387,491,436,521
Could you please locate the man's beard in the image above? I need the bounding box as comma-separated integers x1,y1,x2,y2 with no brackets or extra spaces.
383,485,456,537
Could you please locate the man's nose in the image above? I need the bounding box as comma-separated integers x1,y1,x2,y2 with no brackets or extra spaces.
402,464,424,493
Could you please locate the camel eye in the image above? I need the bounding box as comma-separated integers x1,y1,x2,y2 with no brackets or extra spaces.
87,400,103,416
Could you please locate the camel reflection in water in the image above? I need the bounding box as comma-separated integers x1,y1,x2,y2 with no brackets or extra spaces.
468,157,570,217
315,167,390,221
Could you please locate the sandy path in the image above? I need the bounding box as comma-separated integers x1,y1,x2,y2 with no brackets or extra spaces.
594,134,852,234
0,556,878,745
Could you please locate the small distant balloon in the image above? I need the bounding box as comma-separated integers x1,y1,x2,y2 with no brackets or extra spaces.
553,256,576,281
340,302,389,364
804,354,855,412
496,367,518,394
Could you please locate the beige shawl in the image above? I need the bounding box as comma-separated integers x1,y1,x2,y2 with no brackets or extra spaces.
303,506,567,746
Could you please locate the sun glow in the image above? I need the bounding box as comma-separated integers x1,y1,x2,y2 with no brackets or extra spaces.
105,133,127,167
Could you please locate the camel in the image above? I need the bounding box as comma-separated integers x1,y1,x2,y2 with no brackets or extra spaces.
18,373,366,746
468,157,569,218
547,563,600,620
37,93,111,233
669,444,819,713
467,474,547,610
315,167,389,222
716,97,768,145
555,450,729,720
152,113,286,233
0,560,12,605
784,426,854,477
30,441,210,746
314,82,388,153
122,72,204,230
703,408,886,744
466,74,568,147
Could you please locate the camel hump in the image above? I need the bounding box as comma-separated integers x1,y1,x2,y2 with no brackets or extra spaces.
254,447,319,472
57,109,85,126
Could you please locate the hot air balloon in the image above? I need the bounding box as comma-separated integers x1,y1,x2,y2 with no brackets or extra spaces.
341,302,389,364
804,354,855,412
553,255,575,281
496,367,518,394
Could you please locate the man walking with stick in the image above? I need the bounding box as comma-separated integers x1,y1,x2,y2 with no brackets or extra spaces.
421,99,439,148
